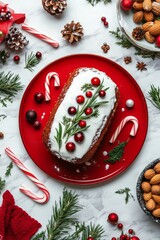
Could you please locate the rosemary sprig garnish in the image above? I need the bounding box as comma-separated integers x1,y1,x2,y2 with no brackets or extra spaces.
86,0,111,6
148,84,160,110
104,141,127,164
115,187,135,204
110,28,159,59
24,52,41,72
0,71,23,107
33,188,105,240
54,81,109,149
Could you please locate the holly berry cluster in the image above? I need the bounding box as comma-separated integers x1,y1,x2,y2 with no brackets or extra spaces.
25,92,45,129
101,16,109,27
107,212,140,240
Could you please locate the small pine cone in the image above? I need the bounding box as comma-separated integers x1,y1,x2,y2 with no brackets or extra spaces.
61,21,84,44
5,27,29,51
124,56,132,64
101,43,110,53
132,27,144,41
0,6,12,22
42,0,67,16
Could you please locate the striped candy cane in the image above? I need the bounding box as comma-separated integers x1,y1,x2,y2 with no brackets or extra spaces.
45,72,60,101
22,23,59,48
5,147,50,204
109,116,139,144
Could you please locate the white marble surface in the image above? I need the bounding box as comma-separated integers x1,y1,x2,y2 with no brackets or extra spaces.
1,0,160,239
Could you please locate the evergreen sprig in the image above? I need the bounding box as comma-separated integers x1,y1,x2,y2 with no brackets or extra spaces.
105,141,127,164
86,0,111,6
110,28,159,59
0,177,5,194
0,114,6,121
148,85,160,110
0,72,23,107
115,187,135,204
33,188,105,240
5,162,13,176
25,52,40,72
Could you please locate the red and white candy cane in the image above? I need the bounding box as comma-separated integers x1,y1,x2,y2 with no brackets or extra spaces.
109,115,139,144
5,147,50,204
21,23,59,48
45,72,60,101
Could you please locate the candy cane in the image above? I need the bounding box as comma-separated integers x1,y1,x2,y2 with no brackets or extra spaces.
21,23,59,48
45,72,60,101
109,116,139,144
5,147,50,204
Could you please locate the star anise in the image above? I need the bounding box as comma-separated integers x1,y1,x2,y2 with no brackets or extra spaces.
61,21,84,44
124,56,132,64
136,61,147,71
101,43,110,53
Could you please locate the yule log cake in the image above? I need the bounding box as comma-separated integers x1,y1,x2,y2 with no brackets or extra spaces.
43,67,120,164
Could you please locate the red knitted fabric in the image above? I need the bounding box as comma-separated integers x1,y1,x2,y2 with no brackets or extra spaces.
0,190,42,240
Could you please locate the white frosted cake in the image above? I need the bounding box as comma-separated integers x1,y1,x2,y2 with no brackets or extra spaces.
43,67,119,164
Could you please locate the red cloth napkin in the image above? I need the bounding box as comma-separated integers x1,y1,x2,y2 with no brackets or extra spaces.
0,190,41,240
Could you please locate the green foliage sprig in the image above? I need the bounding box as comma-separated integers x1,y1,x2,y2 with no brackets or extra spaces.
148,85,160,110
0,162,13,194
115,187,135,204
104,141,127,164
33,188,105,240
0,177,5,194
86,0,111,6
25,52,41,72
0,72,23,107
110,28,159,59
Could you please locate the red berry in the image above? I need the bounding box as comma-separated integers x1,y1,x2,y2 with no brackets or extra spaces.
13,55,20,63
85,107,93,115
104,21,109,27
26,110,37,123
120,235,127,240
36,51,42,59
130,236,140,240
117,223,123,229
120,0,133,11
91,77,101,86
33,120,41,129
99,90,106,97
111,238,117,240
86,91,92,98
87,237,94,240
78,120,86,128
155,35,160,48
101,16,106,22
68,106,77,115
34,92,45,103
76,95,85,104
66,142,75,152
107,213,119,225
74,132,84,142
128,229,134,235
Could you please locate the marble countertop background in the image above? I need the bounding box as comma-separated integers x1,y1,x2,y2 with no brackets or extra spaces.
1,0,160,239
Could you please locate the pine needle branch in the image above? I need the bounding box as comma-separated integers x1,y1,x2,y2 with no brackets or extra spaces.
86,0,111,6
5,162,13,176
148,84,160,110
115,187,135,204
0,72,23,107
25,52,40,72
0,177,5,194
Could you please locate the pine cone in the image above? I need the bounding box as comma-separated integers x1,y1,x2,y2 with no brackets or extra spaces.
132,27,144,41
61,21,84,44
0,10,12,21
5,27,29,51
42,0,67,16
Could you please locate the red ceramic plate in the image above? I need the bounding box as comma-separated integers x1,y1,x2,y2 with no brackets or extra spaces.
19,54,148,185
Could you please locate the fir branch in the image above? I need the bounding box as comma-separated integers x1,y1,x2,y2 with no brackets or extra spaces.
0,72,23,107
115,187,135,204
86,0,111,6
25,52,40,72
104,141,127,164
0,177,5,194
5,162,13,176
45,188,82,240
109,28,132,49
148,85,160,110
134,47,159,60
32,232,45,240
